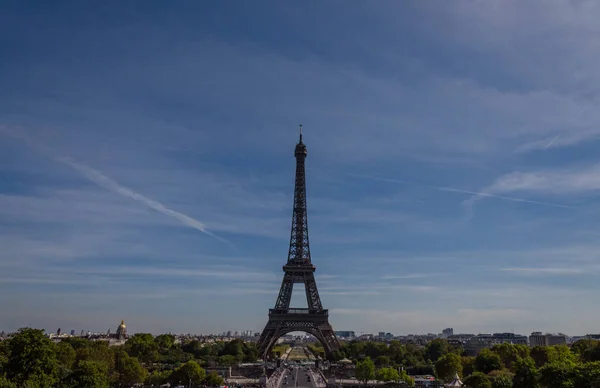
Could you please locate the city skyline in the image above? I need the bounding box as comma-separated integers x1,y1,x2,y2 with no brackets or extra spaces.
2,1,600,335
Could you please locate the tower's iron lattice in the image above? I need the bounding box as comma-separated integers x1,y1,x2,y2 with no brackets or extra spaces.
256,128,340,360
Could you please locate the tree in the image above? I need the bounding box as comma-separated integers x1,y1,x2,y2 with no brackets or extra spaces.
512,357,539,388
61,337,90,352
162,346,194,365
553,346,576,364
488,370,514,388
0,375,17,388
530,346,556,368
538,361,577,388
115,353,147,386
475,348,502,374
170,360,206,386
146,369,172,385
387,341,405,364
80,342,115,374
576,361,600,387
376,355,391,366
124,333,159,364
462,356,477,376
67,360,109,388
242,342,259,362
463,372,492,388
424,339,449,363
375,367,399,382
399,370,415,387
55,341,77,370
218,355,237,366
492,343,520,371
154,334,175,351
205,371,225,386
355,357,375,386
572,340,599,360
435,353,462,382
5,328,59,387
222,339,245,361
0,340,10,375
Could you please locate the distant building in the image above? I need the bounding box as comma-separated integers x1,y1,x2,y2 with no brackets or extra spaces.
463,333,528,356
442,328,454,338
70,330,75,336
335,331,356,339
548,334,567,346
529,332,546,347
492,332,528,345
529,332,567,347
115,320,127,340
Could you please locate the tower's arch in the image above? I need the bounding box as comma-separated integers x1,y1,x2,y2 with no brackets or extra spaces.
261,325,338,360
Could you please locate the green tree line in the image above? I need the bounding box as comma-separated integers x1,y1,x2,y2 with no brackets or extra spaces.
0,328,259,387
311,339,457,375
355,357,415,387
317,338,600,388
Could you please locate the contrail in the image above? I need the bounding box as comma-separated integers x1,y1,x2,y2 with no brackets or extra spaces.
544,135,560,149
59,157,231,244
440,187,573,209
0,126,234,245
350,174,574,209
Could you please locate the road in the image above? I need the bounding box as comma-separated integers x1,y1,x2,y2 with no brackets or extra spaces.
274,345,323,388
280,365,320,388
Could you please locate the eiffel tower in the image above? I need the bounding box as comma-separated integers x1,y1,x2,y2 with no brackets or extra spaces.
257,126,340,360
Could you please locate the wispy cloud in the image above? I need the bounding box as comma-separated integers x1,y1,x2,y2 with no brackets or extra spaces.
380,273,448,280
351,174,574,210
58,157,231,244
330,307,532,334
484,164,600,195
465,163,600,209
0,262,278,284
4,1,600,335
516,131,600,153
500,267,585,276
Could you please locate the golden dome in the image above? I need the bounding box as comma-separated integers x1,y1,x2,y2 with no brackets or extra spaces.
119,320,126,328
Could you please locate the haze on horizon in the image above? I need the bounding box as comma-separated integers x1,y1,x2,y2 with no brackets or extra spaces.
2,1,600,336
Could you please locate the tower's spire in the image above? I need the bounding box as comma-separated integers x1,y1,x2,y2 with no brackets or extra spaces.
299,124,303,143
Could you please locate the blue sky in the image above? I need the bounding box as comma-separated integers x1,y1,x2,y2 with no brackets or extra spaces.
2,1,600,336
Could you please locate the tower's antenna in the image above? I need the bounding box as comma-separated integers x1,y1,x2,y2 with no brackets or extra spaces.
299,124,303,142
